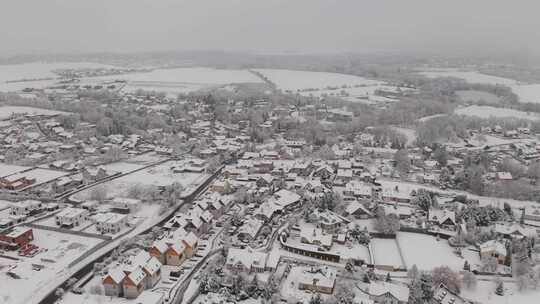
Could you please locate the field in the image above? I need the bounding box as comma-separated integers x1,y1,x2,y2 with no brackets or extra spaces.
418,69,518,86
511,84,540,104
371,238,404,269
6,168,69,189
0,62,118,92
461,280,540,304
0,106,70,120
396,232,480,271
0,163,31,177
93,67,263,95
454,105,540,121
456,90,501,104
73,160,208,200
0,228,103,304
253,68,382,92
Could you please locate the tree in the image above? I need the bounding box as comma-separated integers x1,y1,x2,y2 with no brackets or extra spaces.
310,293,322,304
334,281,354,304
495,280,504,296
432,146,448,167
432,266,461,294
462,272,477,290
394,148,411,174
386,272,392,282
408,264,420,283
420,273,434,302
481,256,498,273
463,261,470,271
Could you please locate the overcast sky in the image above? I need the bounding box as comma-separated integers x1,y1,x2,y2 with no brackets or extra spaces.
2,0,539,56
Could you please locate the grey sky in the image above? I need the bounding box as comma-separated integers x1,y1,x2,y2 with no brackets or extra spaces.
2,0,539,56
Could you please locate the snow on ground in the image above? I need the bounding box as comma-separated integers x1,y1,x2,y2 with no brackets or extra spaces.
73,161,208,200
0,106,71,120
461,280,540,304
456,90,501,104
281,265,335,303
396,232,480,271
418,69,518,86
0,62,118,92
253,68,381,92
454,105,540,121
6,168,68,189
93,67,262,95
468,134,533,147
100,161,146,174
0,163,31,177
370,238,404,269
416,113,448,122
512,84,540,104
0,228,103,304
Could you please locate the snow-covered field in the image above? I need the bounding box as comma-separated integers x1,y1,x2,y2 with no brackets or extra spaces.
0,228,103,304
6,168,68,189
253,68,382,92
0,106,70,120
418,69,518,86
511,84,540,104
73,161,208,200
461,279,540,304
456,90,501,104
371,238,404,269
93,67,262,95
0,163,31,177
454,105,540,121
397,232,480,271
0,62,118,92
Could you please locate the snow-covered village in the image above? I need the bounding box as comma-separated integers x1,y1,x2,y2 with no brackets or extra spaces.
2,2,540,304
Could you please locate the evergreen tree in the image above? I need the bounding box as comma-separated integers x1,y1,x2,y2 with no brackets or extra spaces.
495,281,504,296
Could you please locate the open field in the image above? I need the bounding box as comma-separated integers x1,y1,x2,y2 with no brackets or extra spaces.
371,238,404,269
511,84,540,104
0,106,70,120
456,90,501,104
72,160,208,200
0,163,31,177
418,69,518,86
397,232,480,271
0,62,118,92
0,228,103,304
461,280,540,304
454,105,540,121
253,68,382,92
93,67,263,95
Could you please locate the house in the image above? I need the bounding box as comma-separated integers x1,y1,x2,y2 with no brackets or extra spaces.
0,227,34,250
226,248,268,273
345,201,373,219
433,283,471,304
0,175,36,190
9,200,43,217
149,240,169,265
165,243,186,266
111,197,141,214
93,213,128,234
311,209,349,232
103,268,126,297
496,172,513,181
479,240,507,264
428,209,456,229
300,227,333,249
494,223,537,239
55,207,89,228
237,218,264,242
297,266,337,294
81,166,109,183
123,266,146,299
368,282,410,304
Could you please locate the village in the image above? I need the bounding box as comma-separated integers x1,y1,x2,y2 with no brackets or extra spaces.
0,55,540,304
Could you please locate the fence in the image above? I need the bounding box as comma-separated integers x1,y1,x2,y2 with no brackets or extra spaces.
25,223,112,241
